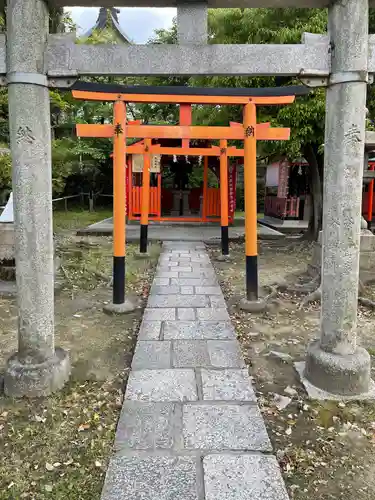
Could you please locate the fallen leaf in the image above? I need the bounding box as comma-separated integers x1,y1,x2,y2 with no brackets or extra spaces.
78,423,90,431
45,462,54,471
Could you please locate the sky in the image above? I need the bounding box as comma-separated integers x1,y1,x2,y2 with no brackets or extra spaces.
66,7,176,43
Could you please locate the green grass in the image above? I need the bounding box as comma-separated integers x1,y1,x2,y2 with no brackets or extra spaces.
53,208,113,233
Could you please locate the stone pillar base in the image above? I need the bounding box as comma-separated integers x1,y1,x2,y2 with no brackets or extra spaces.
216,254,232,262
4,347,70,398
296,339,374,399
103,299,136,315
0,223,15,262
134,251,150,259
239,298,267,314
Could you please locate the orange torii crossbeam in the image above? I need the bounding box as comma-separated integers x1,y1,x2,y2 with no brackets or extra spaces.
76,123,290,142
74,87,295,311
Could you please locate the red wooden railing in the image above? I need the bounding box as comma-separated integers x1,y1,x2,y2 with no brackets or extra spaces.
264,196,300,219
206,188,221,217
131,186,160,215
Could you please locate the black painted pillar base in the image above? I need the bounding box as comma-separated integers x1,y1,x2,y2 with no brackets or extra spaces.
103,256,136,315
140,224,148,254
245,255,258,302
113,256,125,304
239,254,266,313
221,225,229,255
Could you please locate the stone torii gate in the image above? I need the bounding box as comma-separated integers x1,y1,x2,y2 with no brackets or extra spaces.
1,0,374,398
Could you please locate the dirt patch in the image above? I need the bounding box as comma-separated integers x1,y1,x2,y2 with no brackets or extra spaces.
0,231,160,499
208,239,375,500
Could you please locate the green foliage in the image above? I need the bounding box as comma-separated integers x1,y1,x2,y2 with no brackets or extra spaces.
0,148,11,194
128,8,328,164
78,28,119,45
51,137,110,196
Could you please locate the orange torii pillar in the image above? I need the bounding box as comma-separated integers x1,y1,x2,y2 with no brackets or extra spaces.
239,103,291,312
139,138,151,254
180,104,192,149
243,103,258,305
104,101,135,314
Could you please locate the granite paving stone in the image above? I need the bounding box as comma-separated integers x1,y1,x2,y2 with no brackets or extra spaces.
177,308,196,320
125,369,198,402
179,271,216,278
209,295,227,308
203,455,290,500
161,260,176,265
172,340,210,367
201,369,257,401
148,294,210,308
156,271,179,278
183,404,272,451
115,402,179,450
138,321,162,340
154,277,170,286
144,308,176,321
101,455,199,500
163,321,201,339
170,277,218,286
195,286,222,295
195,263,213,269
180,286,194,294
163,320,235,340
169,266,193,272
132,341,172,370
208,340,246,368
197,308,230,321
151,285,181,295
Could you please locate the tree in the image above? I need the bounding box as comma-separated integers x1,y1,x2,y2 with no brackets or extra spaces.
129,9,328,238
0,9,118,199
194,8,327,239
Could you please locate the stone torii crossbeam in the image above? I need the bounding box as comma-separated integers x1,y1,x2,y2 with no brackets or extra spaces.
2,0,374,400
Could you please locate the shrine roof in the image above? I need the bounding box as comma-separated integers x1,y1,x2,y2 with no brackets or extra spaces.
82,7,132,44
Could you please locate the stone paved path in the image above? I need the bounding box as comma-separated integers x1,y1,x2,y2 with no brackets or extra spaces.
101,241,289,500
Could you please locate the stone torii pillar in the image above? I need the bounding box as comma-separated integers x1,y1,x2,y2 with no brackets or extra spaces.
4,0,70,397
301,0,373,397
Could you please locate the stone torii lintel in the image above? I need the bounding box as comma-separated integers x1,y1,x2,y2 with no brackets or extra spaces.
34,0,375,7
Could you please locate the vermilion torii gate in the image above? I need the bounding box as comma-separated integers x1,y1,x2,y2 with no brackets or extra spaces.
73,85,295,312
2,0,373,401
